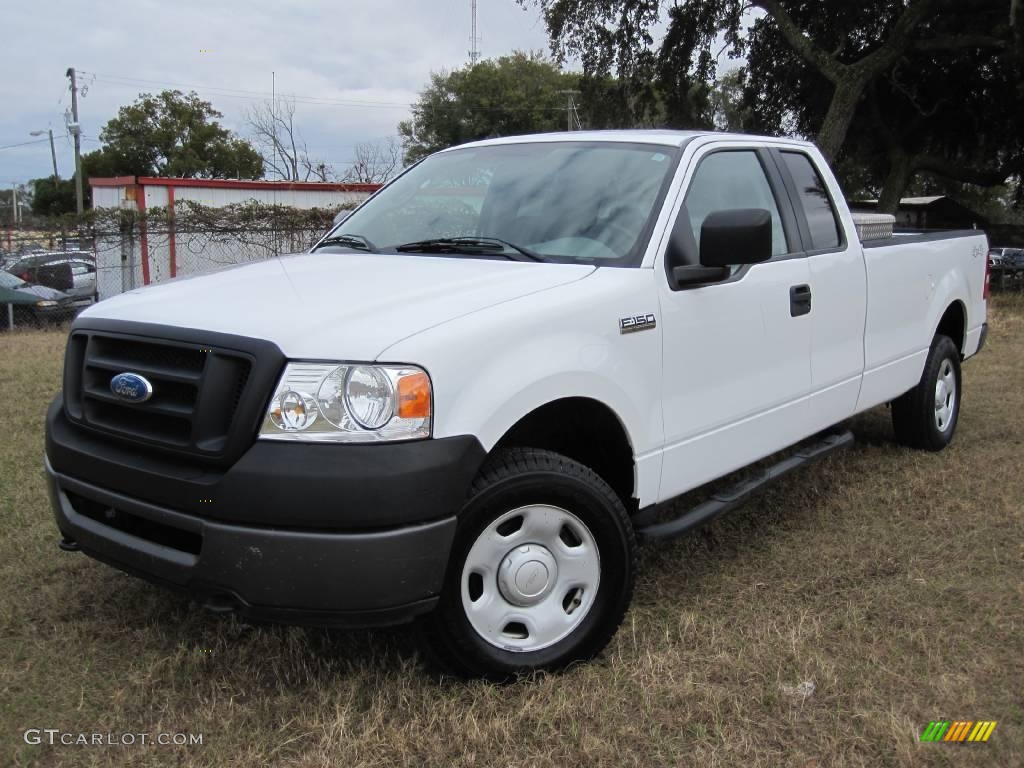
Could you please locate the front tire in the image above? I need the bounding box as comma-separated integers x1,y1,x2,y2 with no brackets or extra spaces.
892,334,962,451
423,447,637,679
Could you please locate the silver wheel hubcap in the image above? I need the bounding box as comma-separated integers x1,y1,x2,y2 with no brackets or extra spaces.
934,358,957,432
461,504,601,653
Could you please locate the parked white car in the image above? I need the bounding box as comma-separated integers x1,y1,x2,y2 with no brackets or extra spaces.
45,131,988,678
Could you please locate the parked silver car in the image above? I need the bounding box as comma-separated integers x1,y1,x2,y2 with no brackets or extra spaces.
65,258,98,304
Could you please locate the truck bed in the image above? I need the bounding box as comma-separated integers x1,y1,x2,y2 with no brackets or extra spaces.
856,228,988,412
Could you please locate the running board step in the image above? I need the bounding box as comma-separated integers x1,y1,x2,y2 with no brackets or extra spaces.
636,430,854,542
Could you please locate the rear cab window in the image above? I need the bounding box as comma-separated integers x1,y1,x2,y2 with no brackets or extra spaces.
779,152,842,251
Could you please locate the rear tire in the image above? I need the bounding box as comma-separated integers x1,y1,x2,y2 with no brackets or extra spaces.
422,447,637,680
891,334,961,451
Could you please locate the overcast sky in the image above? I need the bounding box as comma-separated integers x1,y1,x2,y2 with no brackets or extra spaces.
0,0,566,186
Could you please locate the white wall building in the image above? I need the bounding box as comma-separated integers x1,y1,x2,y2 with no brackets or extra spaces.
89,176,380,298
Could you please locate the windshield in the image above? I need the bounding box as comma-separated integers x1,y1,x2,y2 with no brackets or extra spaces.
321,141,680,266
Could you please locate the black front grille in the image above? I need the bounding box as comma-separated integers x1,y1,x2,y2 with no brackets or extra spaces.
64,328,266,462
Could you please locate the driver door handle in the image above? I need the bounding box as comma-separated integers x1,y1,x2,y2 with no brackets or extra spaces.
790,284,812,317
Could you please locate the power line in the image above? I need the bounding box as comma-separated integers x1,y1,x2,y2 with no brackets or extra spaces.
77,71,572,114
0,134,70,152
79,71,412,109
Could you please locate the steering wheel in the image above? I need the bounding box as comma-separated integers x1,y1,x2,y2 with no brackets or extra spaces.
581,203,648,254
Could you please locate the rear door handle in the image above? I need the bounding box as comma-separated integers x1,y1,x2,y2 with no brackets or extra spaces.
790,284,812,317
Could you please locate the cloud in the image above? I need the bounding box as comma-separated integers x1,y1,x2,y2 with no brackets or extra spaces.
0,0,554,183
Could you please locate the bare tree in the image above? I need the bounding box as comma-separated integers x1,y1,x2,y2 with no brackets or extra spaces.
245,97,332,181
340,138,402,184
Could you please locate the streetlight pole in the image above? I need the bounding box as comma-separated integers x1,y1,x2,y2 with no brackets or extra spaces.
32,127,66,248
30,129,59,180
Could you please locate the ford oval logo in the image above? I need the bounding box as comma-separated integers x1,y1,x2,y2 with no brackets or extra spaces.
110,372,153,403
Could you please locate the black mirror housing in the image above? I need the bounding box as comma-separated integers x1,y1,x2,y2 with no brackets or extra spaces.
699,209,773,268
672,265,731,287
665,204,699,271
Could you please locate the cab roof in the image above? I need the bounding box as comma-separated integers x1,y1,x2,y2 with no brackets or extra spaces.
448,129,817,151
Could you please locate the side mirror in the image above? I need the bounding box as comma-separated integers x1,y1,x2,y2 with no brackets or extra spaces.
699,208,773,268
666,207,774,289
665,203,731,288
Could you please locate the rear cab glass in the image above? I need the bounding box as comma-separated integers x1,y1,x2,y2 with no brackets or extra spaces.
779,151,842,251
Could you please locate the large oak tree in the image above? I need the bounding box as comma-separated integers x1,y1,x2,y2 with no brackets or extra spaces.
526,0,1024,209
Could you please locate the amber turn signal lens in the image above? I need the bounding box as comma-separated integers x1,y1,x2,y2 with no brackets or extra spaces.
397,371,431,419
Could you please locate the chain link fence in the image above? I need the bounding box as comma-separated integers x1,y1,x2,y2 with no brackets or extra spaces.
5,205,1024,303
2,201,353,301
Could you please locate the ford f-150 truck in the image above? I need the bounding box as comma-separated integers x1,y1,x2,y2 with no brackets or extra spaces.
45,131,989,678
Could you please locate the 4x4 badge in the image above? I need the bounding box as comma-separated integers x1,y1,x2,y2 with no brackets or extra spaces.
619,314,657,334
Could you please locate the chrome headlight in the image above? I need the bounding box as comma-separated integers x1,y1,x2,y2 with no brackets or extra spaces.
260,362,431,443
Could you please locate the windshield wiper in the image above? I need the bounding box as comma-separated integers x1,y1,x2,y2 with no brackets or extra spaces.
312,233,379,253
394,237,546,262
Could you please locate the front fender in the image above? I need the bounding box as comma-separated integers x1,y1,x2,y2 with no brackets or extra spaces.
378,268,665,504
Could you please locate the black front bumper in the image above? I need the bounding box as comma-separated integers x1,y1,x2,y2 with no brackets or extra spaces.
45,398,486,627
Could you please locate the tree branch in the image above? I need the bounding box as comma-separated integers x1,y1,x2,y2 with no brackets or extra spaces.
911,34,1009,52
858,0,943,75
913,154,1013,187
749,0,843,81
245,98,331,181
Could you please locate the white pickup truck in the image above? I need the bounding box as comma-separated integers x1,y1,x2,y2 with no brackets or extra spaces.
45,130,989,678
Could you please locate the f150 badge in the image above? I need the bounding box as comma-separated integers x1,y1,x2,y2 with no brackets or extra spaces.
619,313,657,334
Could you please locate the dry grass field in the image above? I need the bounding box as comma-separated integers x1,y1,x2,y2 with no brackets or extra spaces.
2,297,1022,767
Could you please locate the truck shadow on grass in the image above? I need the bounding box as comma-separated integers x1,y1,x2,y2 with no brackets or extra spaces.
51,558,426,682
635,408,906,598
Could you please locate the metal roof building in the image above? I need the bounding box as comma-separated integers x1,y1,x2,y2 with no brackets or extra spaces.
90,176,380,212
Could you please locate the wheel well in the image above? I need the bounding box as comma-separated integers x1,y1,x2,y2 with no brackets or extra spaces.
493,398,635,508
936,302,966,356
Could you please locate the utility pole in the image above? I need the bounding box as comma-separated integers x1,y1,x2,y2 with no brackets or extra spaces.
11,183,18,226
30,129,59,179
66,67,84,214
272,71,280,181
469,0,481,65
559,90,580,131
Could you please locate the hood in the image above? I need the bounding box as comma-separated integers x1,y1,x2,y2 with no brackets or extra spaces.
0,286,40,305
18,283,69,301
78,252,595,359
